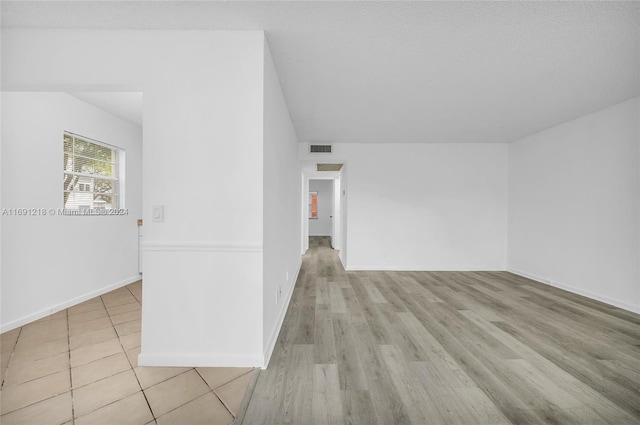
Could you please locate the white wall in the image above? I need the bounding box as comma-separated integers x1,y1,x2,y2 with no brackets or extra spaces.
332,177,342,250
262,40,302,366
300,143,508,270
2,30,266,366
138,32,265,367
302,174,310,254
1,92,142,331
508,97,640,313
309,179,333,236
339,168,348,267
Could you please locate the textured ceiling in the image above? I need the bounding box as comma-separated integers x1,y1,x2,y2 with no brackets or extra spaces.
2,1,639,144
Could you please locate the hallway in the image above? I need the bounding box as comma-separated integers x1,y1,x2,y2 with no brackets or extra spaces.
241,236,640,424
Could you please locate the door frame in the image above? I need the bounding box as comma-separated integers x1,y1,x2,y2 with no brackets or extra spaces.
301,164,346,264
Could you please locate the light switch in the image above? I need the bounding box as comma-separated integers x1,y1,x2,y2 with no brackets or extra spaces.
152,205,164,222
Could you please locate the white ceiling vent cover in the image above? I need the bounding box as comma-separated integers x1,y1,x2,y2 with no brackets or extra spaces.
309,144,332,154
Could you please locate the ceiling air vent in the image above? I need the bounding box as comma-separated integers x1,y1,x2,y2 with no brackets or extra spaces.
309,144,332,154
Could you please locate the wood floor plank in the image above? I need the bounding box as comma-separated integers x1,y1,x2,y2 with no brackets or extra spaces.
450,386,512,425
341,390,375,425
315,277,330,305
378,344,444,425
348,305,413,425
241,236,640,425
493,320,640,420
331,314,368,391
312,364,344,425
313,304,336,365
349,277,397,345
328,283,347,314
361,278,387,304
277,344,313,425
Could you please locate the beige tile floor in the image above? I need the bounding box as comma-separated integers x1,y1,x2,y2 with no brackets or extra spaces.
0,281,253,425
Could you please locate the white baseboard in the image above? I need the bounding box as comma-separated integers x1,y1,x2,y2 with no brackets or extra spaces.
0,275,142,333
507,268,640,315
138,352,264,368
338,252,347,270
345,265,505,271
262,258,302,369
141,241,262,253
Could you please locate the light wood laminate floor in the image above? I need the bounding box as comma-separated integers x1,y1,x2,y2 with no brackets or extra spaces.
242,236,640,424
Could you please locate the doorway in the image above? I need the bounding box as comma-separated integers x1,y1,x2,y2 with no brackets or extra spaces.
301,163,346,268
309,179,333,244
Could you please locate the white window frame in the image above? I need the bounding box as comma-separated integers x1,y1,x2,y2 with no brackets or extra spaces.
63,131,124,211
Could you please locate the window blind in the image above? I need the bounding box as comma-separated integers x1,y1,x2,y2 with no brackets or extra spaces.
63,132,119,210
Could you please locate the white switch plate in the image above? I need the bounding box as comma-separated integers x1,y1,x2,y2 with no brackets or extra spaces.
152,205,164,222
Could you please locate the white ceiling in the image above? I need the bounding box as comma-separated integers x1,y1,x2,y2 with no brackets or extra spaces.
69,92,143,127
3,1,639,144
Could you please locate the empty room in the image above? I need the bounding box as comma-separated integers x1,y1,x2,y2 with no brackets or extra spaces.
1,1,639,424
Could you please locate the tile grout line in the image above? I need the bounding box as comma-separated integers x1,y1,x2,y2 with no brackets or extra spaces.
2,324,73,416
71,292,133,422
231,369,260,425
65,307,77,425
0,327,23,420
73,296,114,421
123,284,162,423
106,286,159,422
196,367,255,396
0,284,146,423
0,326,22,391
194,368,238,419
1,316,74,419
150,383,215,422
2,281,252,424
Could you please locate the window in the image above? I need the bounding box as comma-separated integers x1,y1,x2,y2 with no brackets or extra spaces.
63,132,121,210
